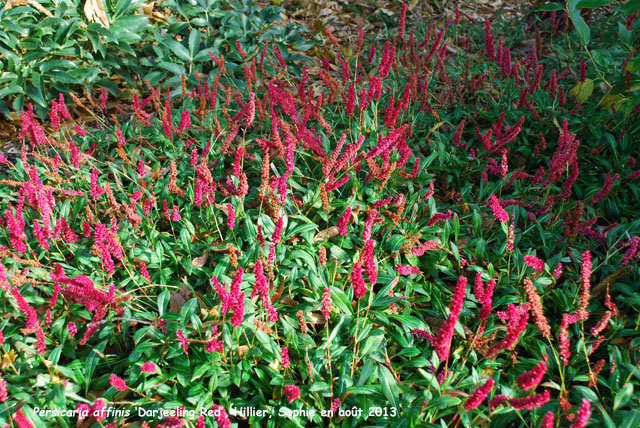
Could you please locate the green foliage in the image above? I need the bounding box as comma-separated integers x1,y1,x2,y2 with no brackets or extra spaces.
0,0,311,118
0,2,639,428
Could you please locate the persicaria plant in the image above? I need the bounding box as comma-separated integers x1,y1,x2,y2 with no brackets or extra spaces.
0,1,639,427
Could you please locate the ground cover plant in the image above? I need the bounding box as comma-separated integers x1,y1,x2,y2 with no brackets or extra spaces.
0,0,310,118
0,0,640,427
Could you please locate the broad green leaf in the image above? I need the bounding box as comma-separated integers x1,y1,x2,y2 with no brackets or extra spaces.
378,366,399,409
537,2,565,10
162,38,191,62
571,10,591,46
576,0,610,7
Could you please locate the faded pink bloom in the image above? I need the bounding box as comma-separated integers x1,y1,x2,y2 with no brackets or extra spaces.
268,242,276,265
284,384,301,403
579,250,592,319
321,287,332,319
246,92,255,127
524,255,545,272
68,322,77,337
465,378,494,411
362,209,379,241
591,311,612,336
109,374,128,391
141,362,157,373
506,224,515,253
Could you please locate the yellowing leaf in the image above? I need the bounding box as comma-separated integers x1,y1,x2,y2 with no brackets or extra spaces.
568,78,594,103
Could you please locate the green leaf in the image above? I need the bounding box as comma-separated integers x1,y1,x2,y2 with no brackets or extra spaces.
180,298,199,325
158,61,186,76
158,289,170,317
378,366,399,409
162,38,191,62
537,2,565,11
571,10,591,46
84,341,106,394
614,383,633,410
321,315,346,349
189,29,202,59
576,0,610,7
574,385,599,403
622,0,640,13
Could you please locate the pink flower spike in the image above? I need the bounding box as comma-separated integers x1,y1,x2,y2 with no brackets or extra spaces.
434,276,467,361
540,411,554,428
281,346,290,368
0,375,6,402
176,329,189,353
109,374,128,392
226,203,236,230
524,254,545,272
13,407,34,428
517,360,547,391
488,194,509,223
337,207,351,236
141,362,157,373
213,404,230,428
284,384,301,403
68,322,77,337
465,378,494,411
351,262,367,299
571,398,592,428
